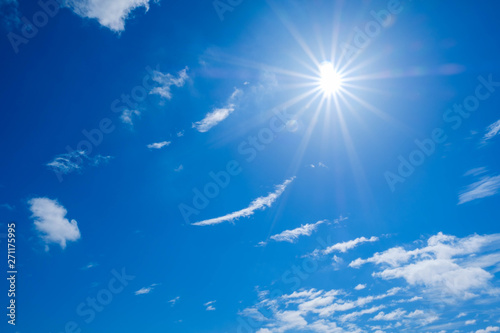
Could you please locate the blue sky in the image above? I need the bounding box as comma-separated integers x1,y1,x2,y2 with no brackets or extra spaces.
1,0,500,332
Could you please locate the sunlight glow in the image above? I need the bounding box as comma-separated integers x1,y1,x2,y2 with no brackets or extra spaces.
318,62,343,95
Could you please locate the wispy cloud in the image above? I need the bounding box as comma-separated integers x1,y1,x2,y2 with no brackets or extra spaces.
135,283,158,295
310,236,379,257
310,162,328,169
204,300,216,311
147,141,171,149
81,262,98,270
464,167,488,177
28,198,81,250
150,67,189,100
0,203,14,211
192,177,295,226
174,164,183,172
193,88,242,132
168,296,180,306
263,220,326,245
66,0,156,32
0,0,21,29
47,150,112,176
458,175,500,204
482,119,500,144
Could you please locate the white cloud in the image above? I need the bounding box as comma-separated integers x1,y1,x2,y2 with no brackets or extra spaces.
310,162,328,169
267,220,326,243
66,0,156,32
168,296,180,306
239,287,418,333
29,198,81,249
193,177,295,226
82,262,98,270
482,119,500,144
120,109,140,125
372,308,406,321
134,283,158,295
176,130,184,137
466,320,477,325
147,141,171,149
476,327,500,333
354,284,366,291
464,167,488,177
150,67,189,100
193,88,242,132
174,164,183,172
458,175,500,204
47,150,112,176
204,300,216,311
322,236,379,254
351,232,500,299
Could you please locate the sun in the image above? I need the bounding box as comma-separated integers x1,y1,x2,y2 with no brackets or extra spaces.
318,61,343,96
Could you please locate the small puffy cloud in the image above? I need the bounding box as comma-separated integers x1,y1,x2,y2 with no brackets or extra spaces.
29,198,81,249
66,0,156,32
458,175,500,204
193,177,295,226
193,88,242,132
150,67,189,100
120,109,140,125
476,327,500,333
482,119,500,144
267,220,326,243
147,141,171,149
354,284,366,291
466,320,477,325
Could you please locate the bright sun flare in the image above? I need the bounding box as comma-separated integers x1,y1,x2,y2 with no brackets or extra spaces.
318,61,343,96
